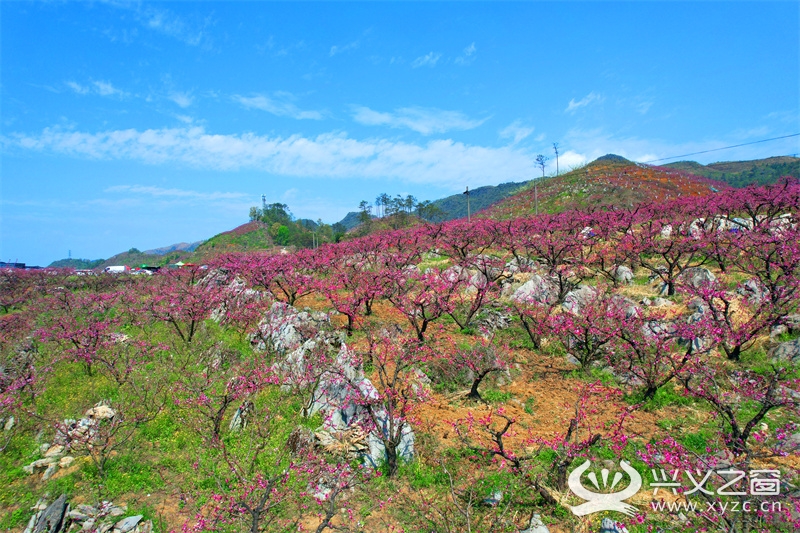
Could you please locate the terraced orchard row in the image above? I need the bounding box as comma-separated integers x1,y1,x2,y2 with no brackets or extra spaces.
1,179,799,533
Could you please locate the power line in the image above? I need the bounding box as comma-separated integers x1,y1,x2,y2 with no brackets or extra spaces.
640,133,800,164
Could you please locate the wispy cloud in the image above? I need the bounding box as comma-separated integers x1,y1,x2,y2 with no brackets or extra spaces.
105,185,247,201
765,110,797,124
565,92,604,114
7,126,537,189
330,40,359,57
455,42,477,65
233,93,323,120
499,120,535,144
169,91,194,108
411,52,441,68
100,1,214,48
66,80,128,98
559,127,793,166
352,106,487,135
139,6,213,48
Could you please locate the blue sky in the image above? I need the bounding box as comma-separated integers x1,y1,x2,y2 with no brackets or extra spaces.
2,1,798,266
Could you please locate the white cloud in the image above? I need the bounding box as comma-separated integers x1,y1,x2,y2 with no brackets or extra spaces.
66,80,127,98
499,120,535,144
556,150,588,171
565,92,604,114
455,42,477,65
352,106,487,135
8,126,537,189
233,94,323,120
66,81,89,95
93,81,124,97
411,52,441,68
169,91,194,108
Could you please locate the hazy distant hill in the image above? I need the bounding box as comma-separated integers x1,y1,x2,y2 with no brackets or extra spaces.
143,241,204,255
664,156,799,188
48,258,105,269
337,212,367,231
483,154,728,219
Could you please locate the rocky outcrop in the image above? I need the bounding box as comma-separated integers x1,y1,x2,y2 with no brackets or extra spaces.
510,275,558,305
255,303,415,468
770,339,800,364
23,401,115,479
23,497,151,533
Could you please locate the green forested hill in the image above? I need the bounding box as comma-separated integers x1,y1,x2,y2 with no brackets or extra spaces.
428,180,532,220
663,156,799,187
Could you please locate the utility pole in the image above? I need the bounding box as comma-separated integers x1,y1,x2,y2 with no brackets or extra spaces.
553,142,560,176
463,186,471,222
535,154,548,216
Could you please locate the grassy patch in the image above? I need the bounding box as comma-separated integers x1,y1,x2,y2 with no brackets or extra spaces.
481,389,513,403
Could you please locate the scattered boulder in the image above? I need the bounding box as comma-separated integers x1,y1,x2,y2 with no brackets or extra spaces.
85,404,116,421
652,297,672,308
737,278,769,302
611,265,633,285
228,401,254,432
25,497,144,533
42,464,59,480
23,457,58,475
610,295,642,319
771,324,789,339
562,286,598,315
31,494,68,533
680,267,716,288
770,339,800,364
505,257,536,274
112,515,142,533
475,307,512,335
510,275,558,305
520,513,550,533
599,517,629,533
44,445,64,457
782,314,800,333
687,299,706,314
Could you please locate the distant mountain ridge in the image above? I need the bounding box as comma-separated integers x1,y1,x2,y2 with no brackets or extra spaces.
47,155,790,267
143,241,204,255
